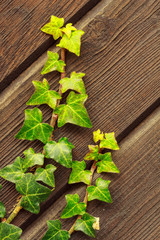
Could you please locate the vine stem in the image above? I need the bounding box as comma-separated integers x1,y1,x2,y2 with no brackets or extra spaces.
68,160,97,235
5,200,22,224
49,47,65,140
5,48,66,224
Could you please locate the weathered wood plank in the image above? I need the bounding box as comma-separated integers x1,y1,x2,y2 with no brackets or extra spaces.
21,107,160,240
0,0,100,91
0,0,160,229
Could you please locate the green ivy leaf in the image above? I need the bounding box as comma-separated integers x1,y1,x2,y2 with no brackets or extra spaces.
41,15,64,40
16,173,51,214
54,91,92,128
100,132,119,150
57,30,84,56
69,161,92,185
74,213,96,238
0,222,22,240
0,201,5,218
96,153,120,173
0,186,6,219
35,164,56,188
0,149,44,183
61,23,77,38
93,129,104,143
44,137,74,168
61,193,86,218
41,52,65,75
87,178,112,203
61,194,86,219
27,79,61,109
15,108,53,144
0,157,27,183
23,148,44,168
84,145,99,161
42,220,70,240
59,71,86,94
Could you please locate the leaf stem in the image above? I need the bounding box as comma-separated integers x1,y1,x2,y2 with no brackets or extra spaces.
6,199,22,224
68,160,97,235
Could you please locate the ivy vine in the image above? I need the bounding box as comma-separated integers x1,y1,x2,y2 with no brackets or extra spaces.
0,15,120,239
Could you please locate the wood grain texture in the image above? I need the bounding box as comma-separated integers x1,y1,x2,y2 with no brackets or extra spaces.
0,0,100,91
21,107,160,240
0,0,160,231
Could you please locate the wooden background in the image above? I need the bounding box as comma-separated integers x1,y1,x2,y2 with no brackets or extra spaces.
0,0,160,239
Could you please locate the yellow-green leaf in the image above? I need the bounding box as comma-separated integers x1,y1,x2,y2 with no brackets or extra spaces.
96,153,120,173
23,148,44,168
93,129,104,143
54,91,92,128
0,157,26,183
69,160,92,185
57,30,84,56
87,178,112,203
41,52,65,75
61,194,86,219
84,145,99,161
27,79,61,109
61,23,77,38
59,71,86,94
41,16,64,40
100,132,119,150
0,148,44,183
44,137,75,168
35,164,56,188
74,213,96,238
15,108,53,144
42,220,70,240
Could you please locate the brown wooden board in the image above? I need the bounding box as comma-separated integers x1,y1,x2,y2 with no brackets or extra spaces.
0,0,160,231
0,0,100,91
21,108,160,240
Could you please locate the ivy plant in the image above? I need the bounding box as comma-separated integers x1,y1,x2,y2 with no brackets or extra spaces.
0,15,120,239
43,129,119,239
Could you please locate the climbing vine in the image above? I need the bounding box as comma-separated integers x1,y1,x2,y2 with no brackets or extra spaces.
0,15,119,239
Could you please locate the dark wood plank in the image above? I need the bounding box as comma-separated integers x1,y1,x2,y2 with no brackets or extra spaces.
0,0,160,229
0,0,100,91
21,107,160,240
